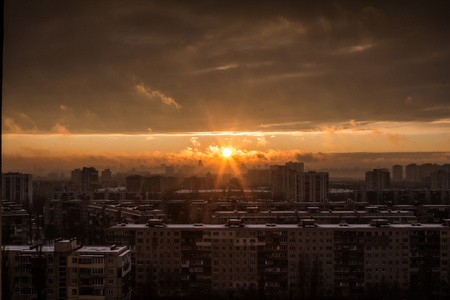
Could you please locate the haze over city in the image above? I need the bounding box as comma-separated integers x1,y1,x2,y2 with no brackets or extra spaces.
3,2,450,300
2,0,450,175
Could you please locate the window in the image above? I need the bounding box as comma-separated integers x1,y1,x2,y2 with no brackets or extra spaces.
93,278,104,285
72,289,77,295
91,268,104,275
72,258,77,264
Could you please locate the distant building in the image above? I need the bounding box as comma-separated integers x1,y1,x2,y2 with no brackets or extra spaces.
271,162,327,202
431,170,450,191
165,165,175,176
366,168,390,189
3,238,132,300
126,175,143,192
246,169,271,187
1,201,30,244
405,164,419,182
2,172,33,209
296,171,329,202
271,163,300,201
285,161,304,173
101,168,112,187
421,163,440,179
71,167,99,192
392,165,403,182
182,175,216,190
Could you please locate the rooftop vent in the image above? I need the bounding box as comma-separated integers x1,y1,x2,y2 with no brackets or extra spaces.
298,219,317,228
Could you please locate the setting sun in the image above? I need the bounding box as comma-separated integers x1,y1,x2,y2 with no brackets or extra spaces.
222,148,232,157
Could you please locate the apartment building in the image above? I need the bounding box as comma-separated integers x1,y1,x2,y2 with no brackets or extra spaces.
2,172,33,209
366,169,390,190
211,207,417,225
1,201,30,244
107,220,450,299
271,163,328,203
3,238,132,300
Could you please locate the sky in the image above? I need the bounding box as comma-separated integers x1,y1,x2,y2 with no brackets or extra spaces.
2,0,450,176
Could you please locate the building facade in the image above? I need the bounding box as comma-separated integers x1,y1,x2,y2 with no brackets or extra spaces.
271,163,327,203
431,170,450,191
296,172,329,203
366,169,390,190
107,221,450,299
392,165,403,182
71,167,99,192
3,238,132,300
2,172,33,209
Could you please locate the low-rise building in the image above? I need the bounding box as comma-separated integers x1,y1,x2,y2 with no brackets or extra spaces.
3,238,132,300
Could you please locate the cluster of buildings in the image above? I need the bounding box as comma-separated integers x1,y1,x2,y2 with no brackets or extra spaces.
392,164,450,188
271,162,329,203
3,238,132,300
2,161,450,299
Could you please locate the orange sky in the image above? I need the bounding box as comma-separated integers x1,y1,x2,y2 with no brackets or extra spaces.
2,1,450,175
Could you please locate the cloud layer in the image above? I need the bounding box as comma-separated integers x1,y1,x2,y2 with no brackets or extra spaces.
3,0,449,135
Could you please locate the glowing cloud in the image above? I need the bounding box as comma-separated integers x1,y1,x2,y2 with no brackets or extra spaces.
135,82,182,109
3,117,22,133
51,123,70,135
190,137,201,147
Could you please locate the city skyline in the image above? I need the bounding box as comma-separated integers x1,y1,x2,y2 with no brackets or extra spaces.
2,1,450,173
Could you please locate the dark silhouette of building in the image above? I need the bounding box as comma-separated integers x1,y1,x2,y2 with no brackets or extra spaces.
392,165,403,182
101,168,113,187
366,168,390,189
2,172,33,209
71,167,99,192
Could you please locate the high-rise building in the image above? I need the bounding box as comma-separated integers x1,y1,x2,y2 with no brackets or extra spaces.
71,167,99,192
296,171,329,202
405,164,421,182
270,165,297,201
392,165,403,182
271,162,327,202
365,168,390,189
2,172,33,209
126,175,143,192
285,161,304,173
165,165,175,176
101,168,112,187
421,163,439,179
246,169,271,187
431,170,450,191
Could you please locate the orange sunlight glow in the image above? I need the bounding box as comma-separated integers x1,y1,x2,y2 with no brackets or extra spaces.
222,148,232,157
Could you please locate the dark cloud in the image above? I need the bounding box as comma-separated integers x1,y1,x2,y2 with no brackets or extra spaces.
296,152,329,162
3,0,450,134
